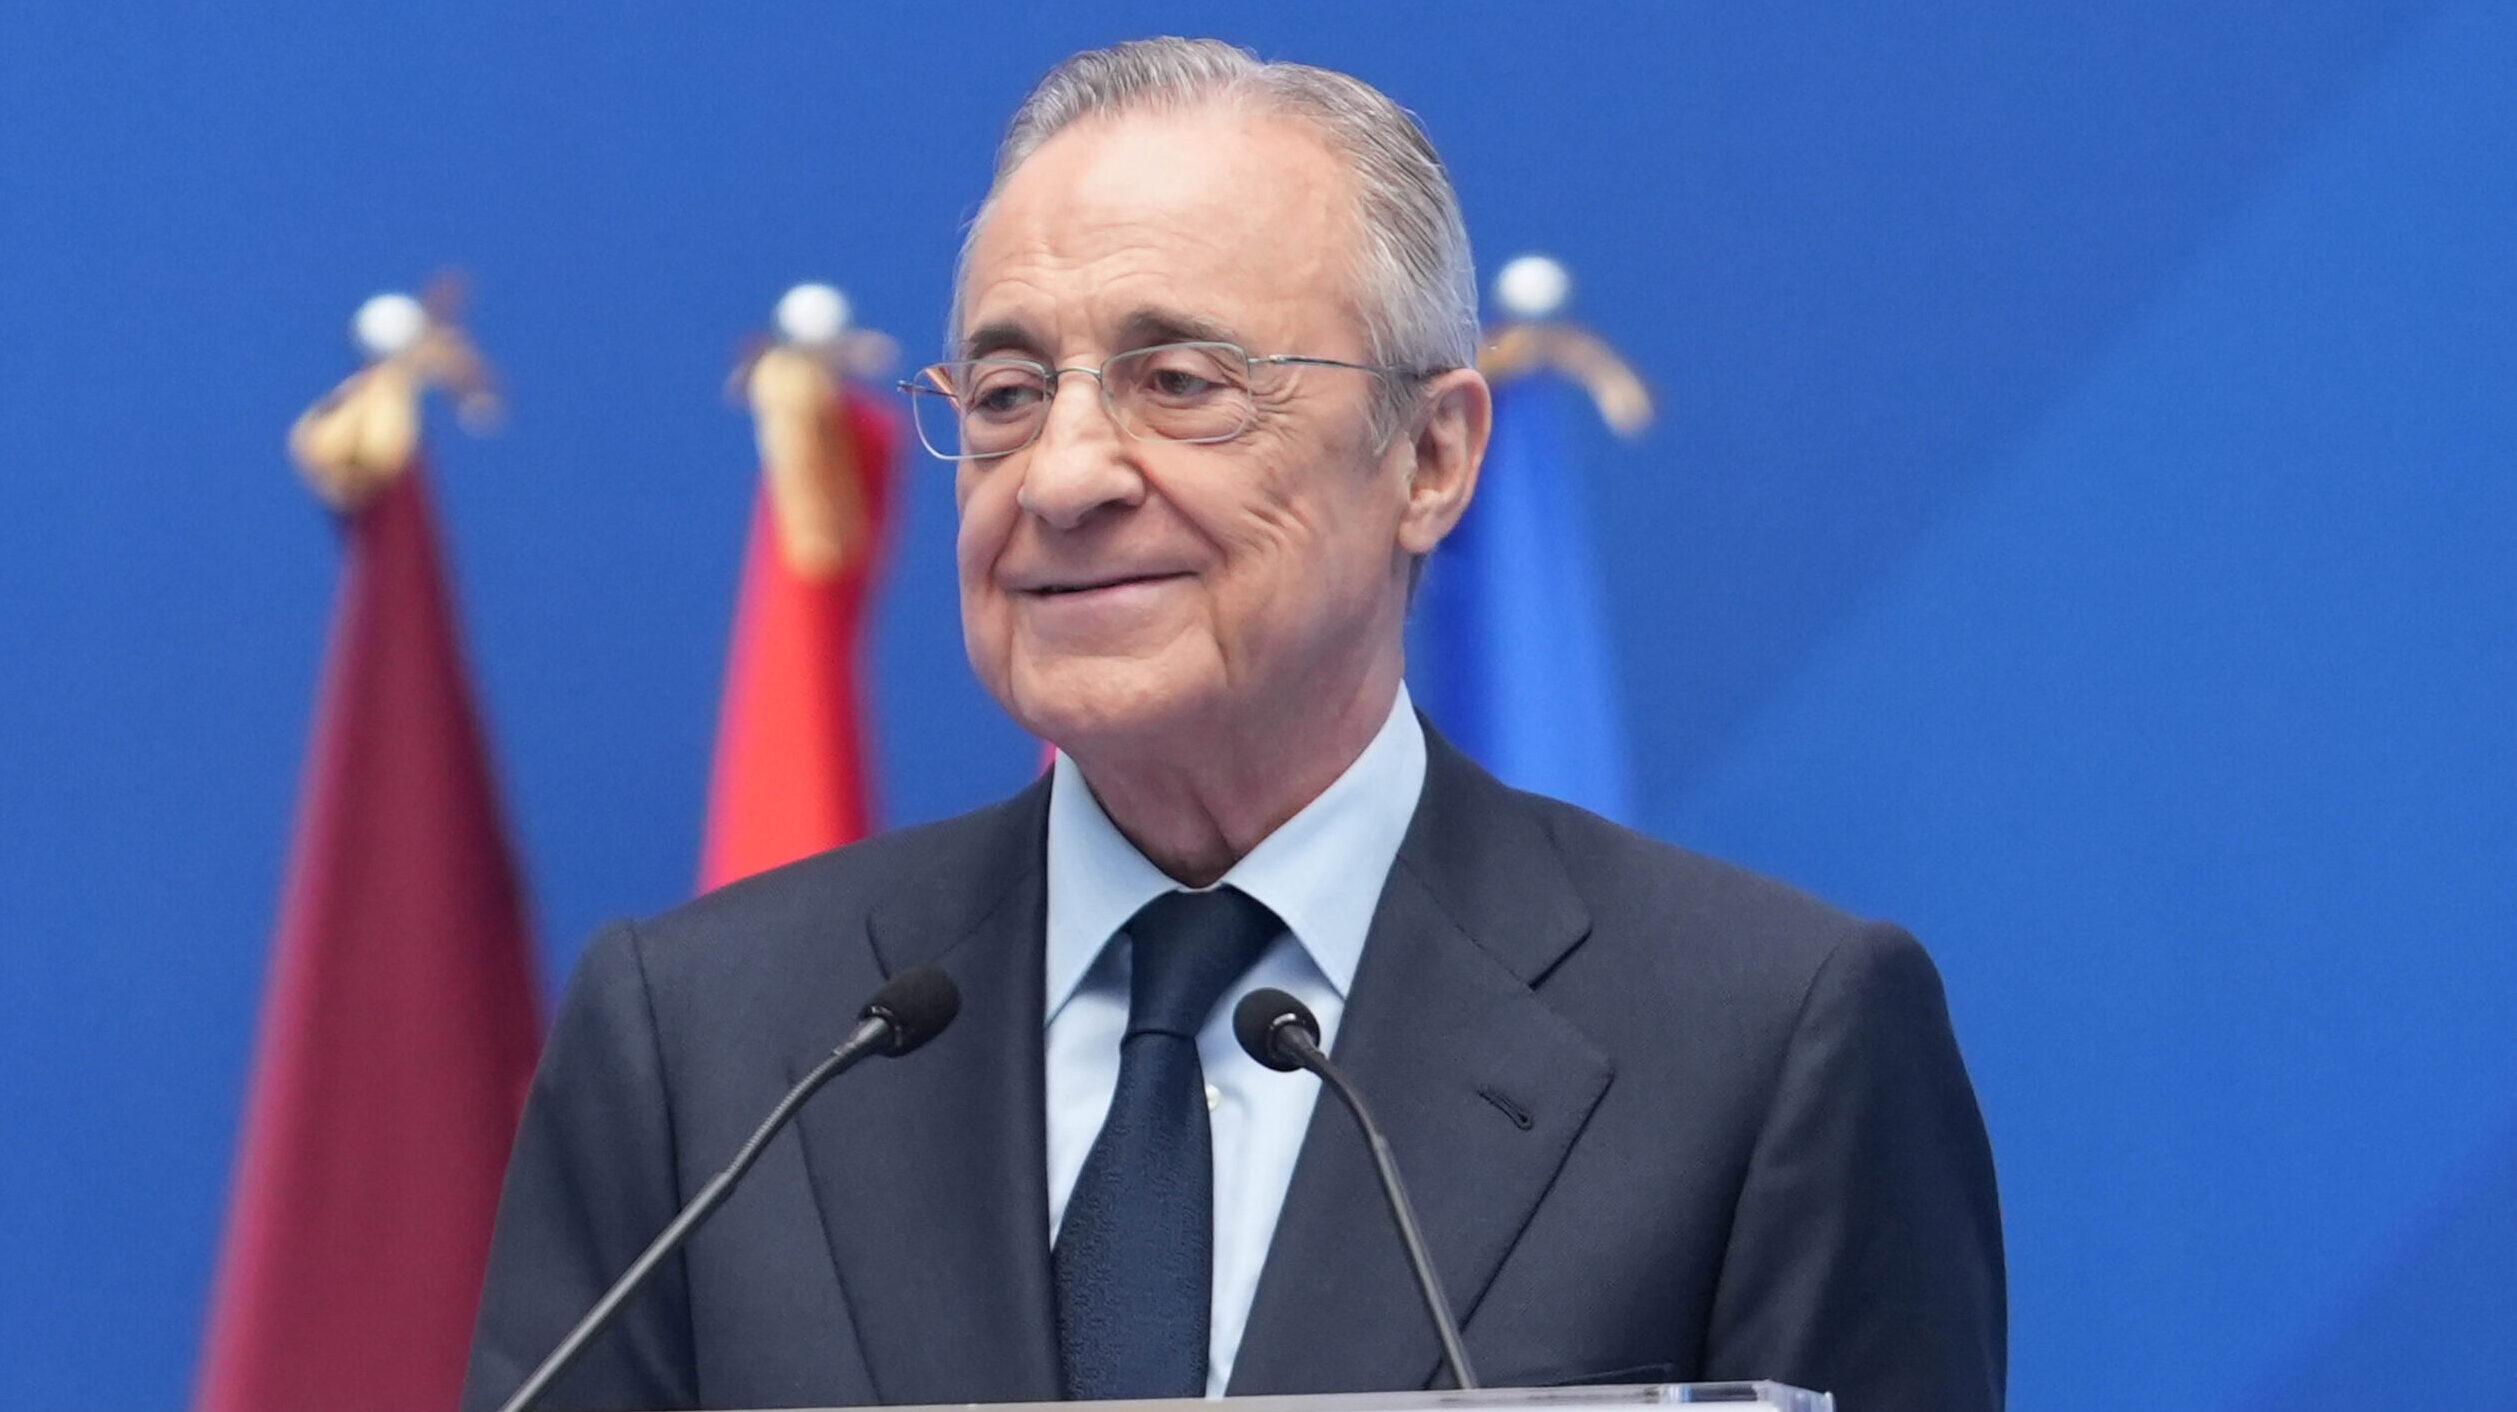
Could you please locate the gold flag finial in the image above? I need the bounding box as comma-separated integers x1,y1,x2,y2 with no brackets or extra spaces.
1475,254,1654,437
288,274,500,512
730,283,898,579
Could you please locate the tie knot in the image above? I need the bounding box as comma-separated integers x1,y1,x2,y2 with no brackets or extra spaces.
1122,886,1282,1039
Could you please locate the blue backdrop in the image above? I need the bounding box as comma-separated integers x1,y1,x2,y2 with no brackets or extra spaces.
3,3,2510,1408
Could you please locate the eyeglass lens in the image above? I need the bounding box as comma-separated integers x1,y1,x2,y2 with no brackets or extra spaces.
911,343,1256,459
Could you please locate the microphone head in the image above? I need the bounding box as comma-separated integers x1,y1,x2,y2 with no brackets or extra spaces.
1233,988,1321,1073
862,964,961,1055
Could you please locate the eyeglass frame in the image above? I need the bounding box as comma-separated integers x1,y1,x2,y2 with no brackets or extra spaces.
894,339,1442,461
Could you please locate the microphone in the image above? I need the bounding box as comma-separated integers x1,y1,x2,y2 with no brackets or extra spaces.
494,964,961,1412
1233,988,1479,1391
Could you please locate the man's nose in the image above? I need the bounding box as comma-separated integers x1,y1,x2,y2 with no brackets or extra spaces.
1016,371,1143,530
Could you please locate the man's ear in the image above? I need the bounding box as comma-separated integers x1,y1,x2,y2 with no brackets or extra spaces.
1395,367,1492,556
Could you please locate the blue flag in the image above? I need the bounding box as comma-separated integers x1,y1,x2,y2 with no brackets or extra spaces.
1410,373,1637,823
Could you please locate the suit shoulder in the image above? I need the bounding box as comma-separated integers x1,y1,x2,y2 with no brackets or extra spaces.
1516,791,1862,931
621,782,1048,977
1512,790,1910,988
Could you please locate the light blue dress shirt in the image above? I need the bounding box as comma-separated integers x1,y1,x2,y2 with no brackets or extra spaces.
1043,685,1428,1397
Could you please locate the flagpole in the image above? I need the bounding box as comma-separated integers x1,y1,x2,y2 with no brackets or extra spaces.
1406,253,1651,824
289,274,500,510
699,284,902,891
1477,253,1654,437
726,283,898,576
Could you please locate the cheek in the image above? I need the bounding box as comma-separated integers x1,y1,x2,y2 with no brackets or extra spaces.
1185,479,1315,618
955,471,1013,588
1199,457,1400,643
1247,433,1405,569
1213,428,1348,549
954,478,1021,678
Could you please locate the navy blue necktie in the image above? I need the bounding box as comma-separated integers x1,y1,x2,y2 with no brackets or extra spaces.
1054,886,1283,1400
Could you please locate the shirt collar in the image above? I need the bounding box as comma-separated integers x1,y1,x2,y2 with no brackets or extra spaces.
1044,685,1427,1023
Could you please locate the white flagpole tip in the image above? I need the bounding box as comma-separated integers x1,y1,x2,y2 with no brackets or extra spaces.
776,283,851,345
353,292,429,358
1493,255,1572,321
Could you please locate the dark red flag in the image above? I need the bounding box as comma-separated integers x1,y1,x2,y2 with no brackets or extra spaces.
196,466,542,1412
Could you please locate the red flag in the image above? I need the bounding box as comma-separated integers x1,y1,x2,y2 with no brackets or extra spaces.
197,467,543,1412
699,390,897,889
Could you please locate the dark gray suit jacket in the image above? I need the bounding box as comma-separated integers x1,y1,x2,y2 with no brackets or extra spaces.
464,732,2004,1412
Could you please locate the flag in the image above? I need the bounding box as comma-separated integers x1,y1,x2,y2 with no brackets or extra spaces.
1410,371,1639,823
197,465,543,1412
699,388,898,890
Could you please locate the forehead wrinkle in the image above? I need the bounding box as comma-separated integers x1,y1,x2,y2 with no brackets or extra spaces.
960,227,1233,359
959,107,1369,360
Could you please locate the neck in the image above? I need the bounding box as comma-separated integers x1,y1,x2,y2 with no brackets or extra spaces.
1068,659,1402,888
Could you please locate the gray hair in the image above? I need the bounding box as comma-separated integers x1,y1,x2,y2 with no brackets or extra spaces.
953,37,1479,407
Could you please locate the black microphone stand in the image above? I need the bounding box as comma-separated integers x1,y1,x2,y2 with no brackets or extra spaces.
1235,988,1479,1390
494,966,958,1412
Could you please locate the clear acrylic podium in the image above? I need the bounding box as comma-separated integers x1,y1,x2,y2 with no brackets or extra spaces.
737,1384,1833,1412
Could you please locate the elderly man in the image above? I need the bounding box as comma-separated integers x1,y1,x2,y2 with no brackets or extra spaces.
465,37,2004,1412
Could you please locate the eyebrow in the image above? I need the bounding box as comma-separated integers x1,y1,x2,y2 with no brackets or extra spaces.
958,320,1048,363
1114,308,1243,350
955,307,1248,363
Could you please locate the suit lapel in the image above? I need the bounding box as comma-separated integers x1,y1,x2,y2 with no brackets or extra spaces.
790,781,1064,1405
1231,731,1615,1394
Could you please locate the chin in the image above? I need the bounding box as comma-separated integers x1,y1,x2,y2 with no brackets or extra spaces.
999,648,1217,758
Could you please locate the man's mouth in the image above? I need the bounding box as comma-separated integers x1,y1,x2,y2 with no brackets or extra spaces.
1026,572,1186,596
